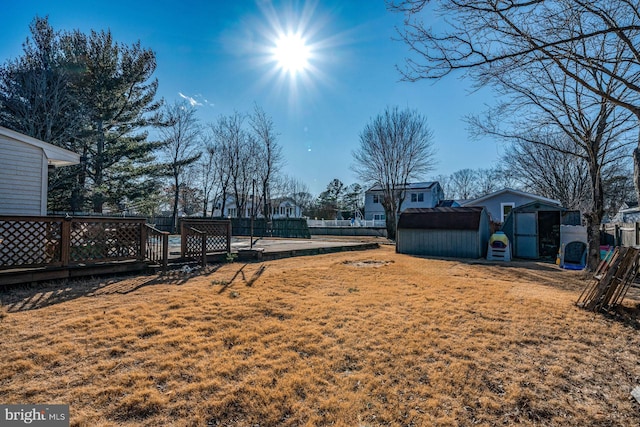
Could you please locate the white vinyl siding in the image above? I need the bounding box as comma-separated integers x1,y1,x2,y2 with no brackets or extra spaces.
0,139,46,215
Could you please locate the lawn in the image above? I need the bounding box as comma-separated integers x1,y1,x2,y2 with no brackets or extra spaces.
1,245,639,426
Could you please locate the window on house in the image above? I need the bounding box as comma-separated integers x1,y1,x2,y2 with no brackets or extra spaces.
373,194,380,203
501,203,515,223
411,193,424,202
374,214,386,221
228,208,237,218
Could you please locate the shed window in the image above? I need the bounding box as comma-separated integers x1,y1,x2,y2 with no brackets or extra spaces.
411,193,424,203
501,203,515,223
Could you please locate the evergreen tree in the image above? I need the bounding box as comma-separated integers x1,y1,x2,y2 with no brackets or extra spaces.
75,29,162,212
0,17,86,211
0,17,162,213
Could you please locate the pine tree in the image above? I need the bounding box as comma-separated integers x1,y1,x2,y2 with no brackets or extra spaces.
0,17,163,213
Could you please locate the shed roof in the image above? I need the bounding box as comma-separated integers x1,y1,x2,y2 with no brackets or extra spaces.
0,126,80,167
512,200,567,213
398,207,485,230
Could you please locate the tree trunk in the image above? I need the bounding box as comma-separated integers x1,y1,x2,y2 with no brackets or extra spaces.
586,159,605,271
634,146,640,206
202,195,208,218
172,174,180,234
385,210,397,241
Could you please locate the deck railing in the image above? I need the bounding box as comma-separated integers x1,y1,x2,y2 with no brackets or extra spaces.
180,219,232,265
145,224,169,269
0,215,169,271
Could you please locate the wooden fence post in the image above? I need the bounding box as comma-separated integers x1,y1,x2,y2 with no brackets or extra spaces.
615,224,620,247
61,217,71,267
180,220,186,257
162,233,169,270
636,222,640,247
201,231,207,268
139,222,146,261
227,221,232,254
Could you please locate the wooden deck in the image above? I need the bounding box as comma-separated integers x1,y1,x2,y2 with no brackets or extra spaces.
0,216,231,286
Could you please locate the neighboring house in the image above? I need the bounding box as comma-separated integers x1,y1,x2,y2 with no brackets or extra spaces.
0,126,80,216
462,188,561,224
269,197,303,219
610,201,640,223
215,196,303,219
396,207,490,259
364,182,444,221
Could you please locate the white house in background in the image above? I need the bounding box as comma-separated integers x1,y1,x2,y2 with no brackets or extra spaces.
364,182,444,221
214,196,303,219
610,201,640,223
0,126,80,216
461,188,561,224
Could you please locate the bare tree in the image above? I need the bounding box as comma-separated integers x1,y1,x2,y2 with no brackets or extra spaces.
250,104,284,221
466,53,636,268
389,1,638,267
212,112,260,218
352,106,436,239
449,168,478,200
197,140,220,217
275,174,314,217
208,120,232,217
475,168,503,198
501,136,593,212
390,0,640,203
159,101,202,232
603,163,636,218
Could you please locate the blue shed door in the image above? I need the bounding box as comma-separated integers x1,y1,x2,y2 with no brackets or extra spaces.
514,212,538,258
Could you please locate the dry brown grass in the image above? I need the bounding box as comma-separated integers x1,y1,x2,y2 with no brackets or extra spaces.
1,246,640,426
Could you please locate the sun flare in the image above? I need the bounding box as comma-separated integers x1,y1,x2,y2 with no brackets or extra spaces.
273,33,310,74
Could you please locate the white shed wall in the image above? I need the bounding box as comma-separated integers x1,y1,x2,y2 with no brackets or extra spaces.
0,138,46,215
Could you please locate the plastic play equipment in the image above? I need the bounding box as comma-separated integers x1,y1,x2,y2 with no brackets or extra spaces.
487,231,511,261
559,225,588,270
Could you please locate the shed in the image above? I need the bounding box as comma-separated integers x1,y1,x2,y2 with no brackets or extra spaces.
0,126,80,216
396,207,490,259
502,201,581,259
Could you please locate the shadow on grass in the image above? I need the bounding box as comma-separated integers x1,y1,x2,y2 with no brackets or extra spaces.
606,303,640,330
0,264,224,313
217,264,267,294
406,254,640,329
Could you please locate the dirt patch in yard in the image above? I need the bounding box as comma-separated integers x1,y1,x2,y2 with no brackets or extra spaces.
1,246,639,426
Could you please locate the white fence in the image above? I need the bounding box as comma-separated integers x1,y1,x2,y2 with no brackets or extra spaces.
307,219,386,228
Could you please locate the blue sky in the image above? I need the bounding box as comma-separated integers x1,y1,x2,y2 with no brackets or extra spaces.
1,0,501,196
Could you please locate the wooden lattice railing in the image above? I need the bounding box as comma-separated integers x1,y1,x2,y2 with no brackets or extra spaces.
145,224,169,269
180,219,232,265
0,216,168,271
0,217,64,268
